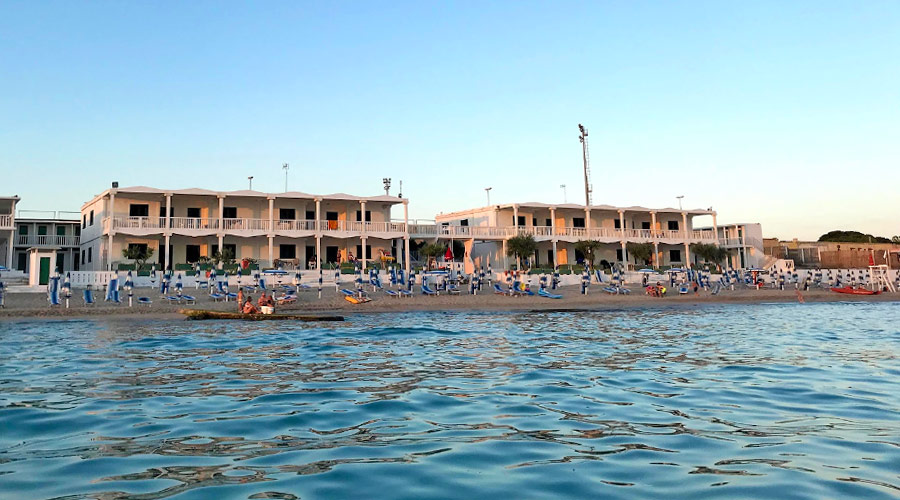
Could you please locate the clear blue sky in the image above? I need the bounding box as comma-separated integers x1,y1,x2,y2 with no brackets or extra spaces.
2,1,898,240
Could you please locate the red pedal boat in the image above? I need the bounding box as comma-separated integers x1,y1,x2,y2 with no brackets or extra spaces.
830,286,881,295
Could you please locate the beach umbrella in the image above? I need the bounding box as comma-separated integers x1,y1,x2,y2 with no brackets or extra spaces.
236,266,243,286
390,266,397,286
175,273,183,296
106,273,119,303
150,264,157,287
48,272,61,306
317,267,323,299
194,266,202,288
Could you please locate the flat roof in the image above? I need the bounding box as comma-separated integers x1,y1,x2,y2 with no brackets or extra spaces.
82,186,408,210
437,202,715,219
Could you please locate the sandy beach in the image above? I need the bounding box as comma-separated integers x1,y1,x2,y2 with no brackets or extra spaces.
1,284,897,320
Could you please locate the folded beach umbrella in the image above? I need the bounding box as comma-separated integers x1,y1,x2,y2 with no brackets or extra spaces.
106,274,119,302
390,266,397,286
48,273,61,306
318,267,323,298
150,264,157,285
175,273,183,294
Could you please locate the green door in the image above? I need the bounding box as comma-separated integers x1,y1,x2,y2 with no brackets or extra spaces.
39,257,51,285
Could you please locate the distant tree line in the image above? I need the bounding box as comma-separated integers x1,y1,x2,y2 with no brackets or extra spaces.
817,230,896,244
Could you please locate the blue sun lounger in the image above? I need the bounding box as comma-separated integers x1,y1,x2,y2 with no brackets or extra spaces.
137,297,152,306
83,289,95,306
384,289,411,298
537,288,562,299
421,284,439,296
493,284,509,295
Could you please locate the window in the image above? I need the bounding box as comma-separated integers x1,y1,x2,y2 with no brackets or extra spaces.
75,226,80,236
355,244,372,259
187,207,201,218
669,249,681,262
89,210,94,225
616,248,623,261
88,247,92,263
81,250,85,265
516,216,526,226
532,217,537,227
18,225,28,235
38,225,47,236
614,219,621,229
223,207,237,219
129,204,149,217
159,206,174,218
460,219,469,226
279,244,296,259
668,220,679,231
355,211,372,222
279,208,296,220
641,221,651,230
57,226,66,236
547,249,553,264
82,215,86,228
545,219,552,227
573,217,585,228
305,210,315,220
185,245,201,263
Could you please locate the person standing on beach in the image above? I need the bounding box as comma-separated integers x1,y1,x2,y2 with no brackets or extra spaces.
237,288,244,312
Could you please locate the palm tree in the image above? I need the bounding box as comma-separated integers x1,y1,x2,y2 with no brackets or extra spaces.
506,234,537,270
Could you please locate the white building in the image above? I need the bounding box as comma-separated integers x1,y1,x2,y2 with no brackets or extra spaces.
12,211,82,274
699,222,765,269
0,196,19,270
79,186,410,273
422,202,720,271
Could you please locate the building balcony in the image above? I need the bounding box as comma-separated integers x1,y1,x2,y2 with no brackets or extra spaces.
105,216,409,238
0,214,12,229
16,234,81,247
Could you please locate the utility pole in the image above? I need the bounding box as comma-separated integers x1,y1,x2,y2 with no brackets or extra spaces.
560,184,567,203
248,176,254,190
676,195,684,210
383,178,391,196
283,163,289,192
485,187,492,206
579,124,592,206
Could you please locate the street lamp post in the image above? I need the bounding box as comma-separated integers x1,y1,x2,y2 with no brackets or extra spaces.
283,163,289,192
560,184,567,203
676,195,684,210
248,176,254,190
485,187,492,206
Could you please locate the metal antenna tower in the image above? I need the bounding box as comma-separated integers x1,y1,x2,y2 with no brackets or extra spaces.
578,124,592,206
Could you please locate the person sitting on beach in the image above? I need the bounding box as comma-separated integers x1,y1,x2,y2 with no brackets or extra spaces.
242,297,259,314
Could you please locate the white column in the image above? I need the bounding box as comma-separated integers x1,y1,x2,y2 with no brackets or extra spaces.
315,198,322,272
268,197,275,267
682,212,690,268
164,194,172,270
585,207,591,234
6,230,13,270
550,207,557,267
618,210,626,267
712,212,719,245
107,191,115,271
512,205,518,231
403,201,410,275
502,239,508,269
217,195,225,256
360,200,367,270
651,211,659,267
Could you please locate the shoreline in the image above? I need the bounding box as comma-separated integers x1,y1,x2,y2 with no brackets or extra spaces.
1,285,897,321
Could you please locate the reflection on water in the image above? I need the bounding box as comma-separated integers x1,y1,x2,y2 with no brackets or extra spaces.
1,303,899,499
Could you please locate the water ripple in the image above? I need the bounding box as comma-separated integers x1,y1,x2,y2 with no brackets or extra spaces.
0,303,898,499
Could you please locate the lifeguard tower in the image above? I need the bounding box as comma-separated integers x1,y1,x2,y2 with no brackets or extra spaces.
869,265,895,293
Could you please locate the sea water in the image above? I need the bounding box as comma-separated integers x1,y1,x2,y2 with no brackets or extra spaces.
0,303,898,499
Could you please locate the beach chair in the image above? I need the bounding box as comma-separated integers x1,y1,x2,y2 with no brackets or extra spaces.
603,286,619,295
276,294,297,305
83,289,95,306
165,296,184,304
678,285,690,294
421,284,439,296
181,295,197,305
493,284,509,295
384,289,402,298
447,284,461,295
137,297,152,306
209,292,226,302
537,288,562,299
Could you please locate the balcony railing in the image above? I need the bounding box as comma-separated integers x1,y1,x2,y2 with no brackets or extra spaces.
274,219,316,232
691,229,717,241
16,234,81,247
0,214,12,229
170,217,218,230
223,218,268,231
109,216,164,230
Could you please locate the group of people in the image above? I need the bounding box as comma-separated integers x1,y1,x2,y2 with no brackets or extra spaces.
236,289,276,314
646,282,668,297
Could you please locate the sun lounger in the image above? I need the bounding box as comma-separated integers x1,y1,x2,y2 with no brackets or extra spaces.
165,296,184,304
209,293,226,302
181,295,197,305
603,286,619,294
537,288,562,299
137,297,152,306
678,285,690,294
83,289,95,306
384,289,401,298
276,294,297,305
447,285,461,295
493,284,509,295
421,284,439,296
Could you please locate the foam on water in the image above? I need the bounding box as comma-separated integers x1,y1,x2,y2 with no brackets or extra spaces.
0,303,898,499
